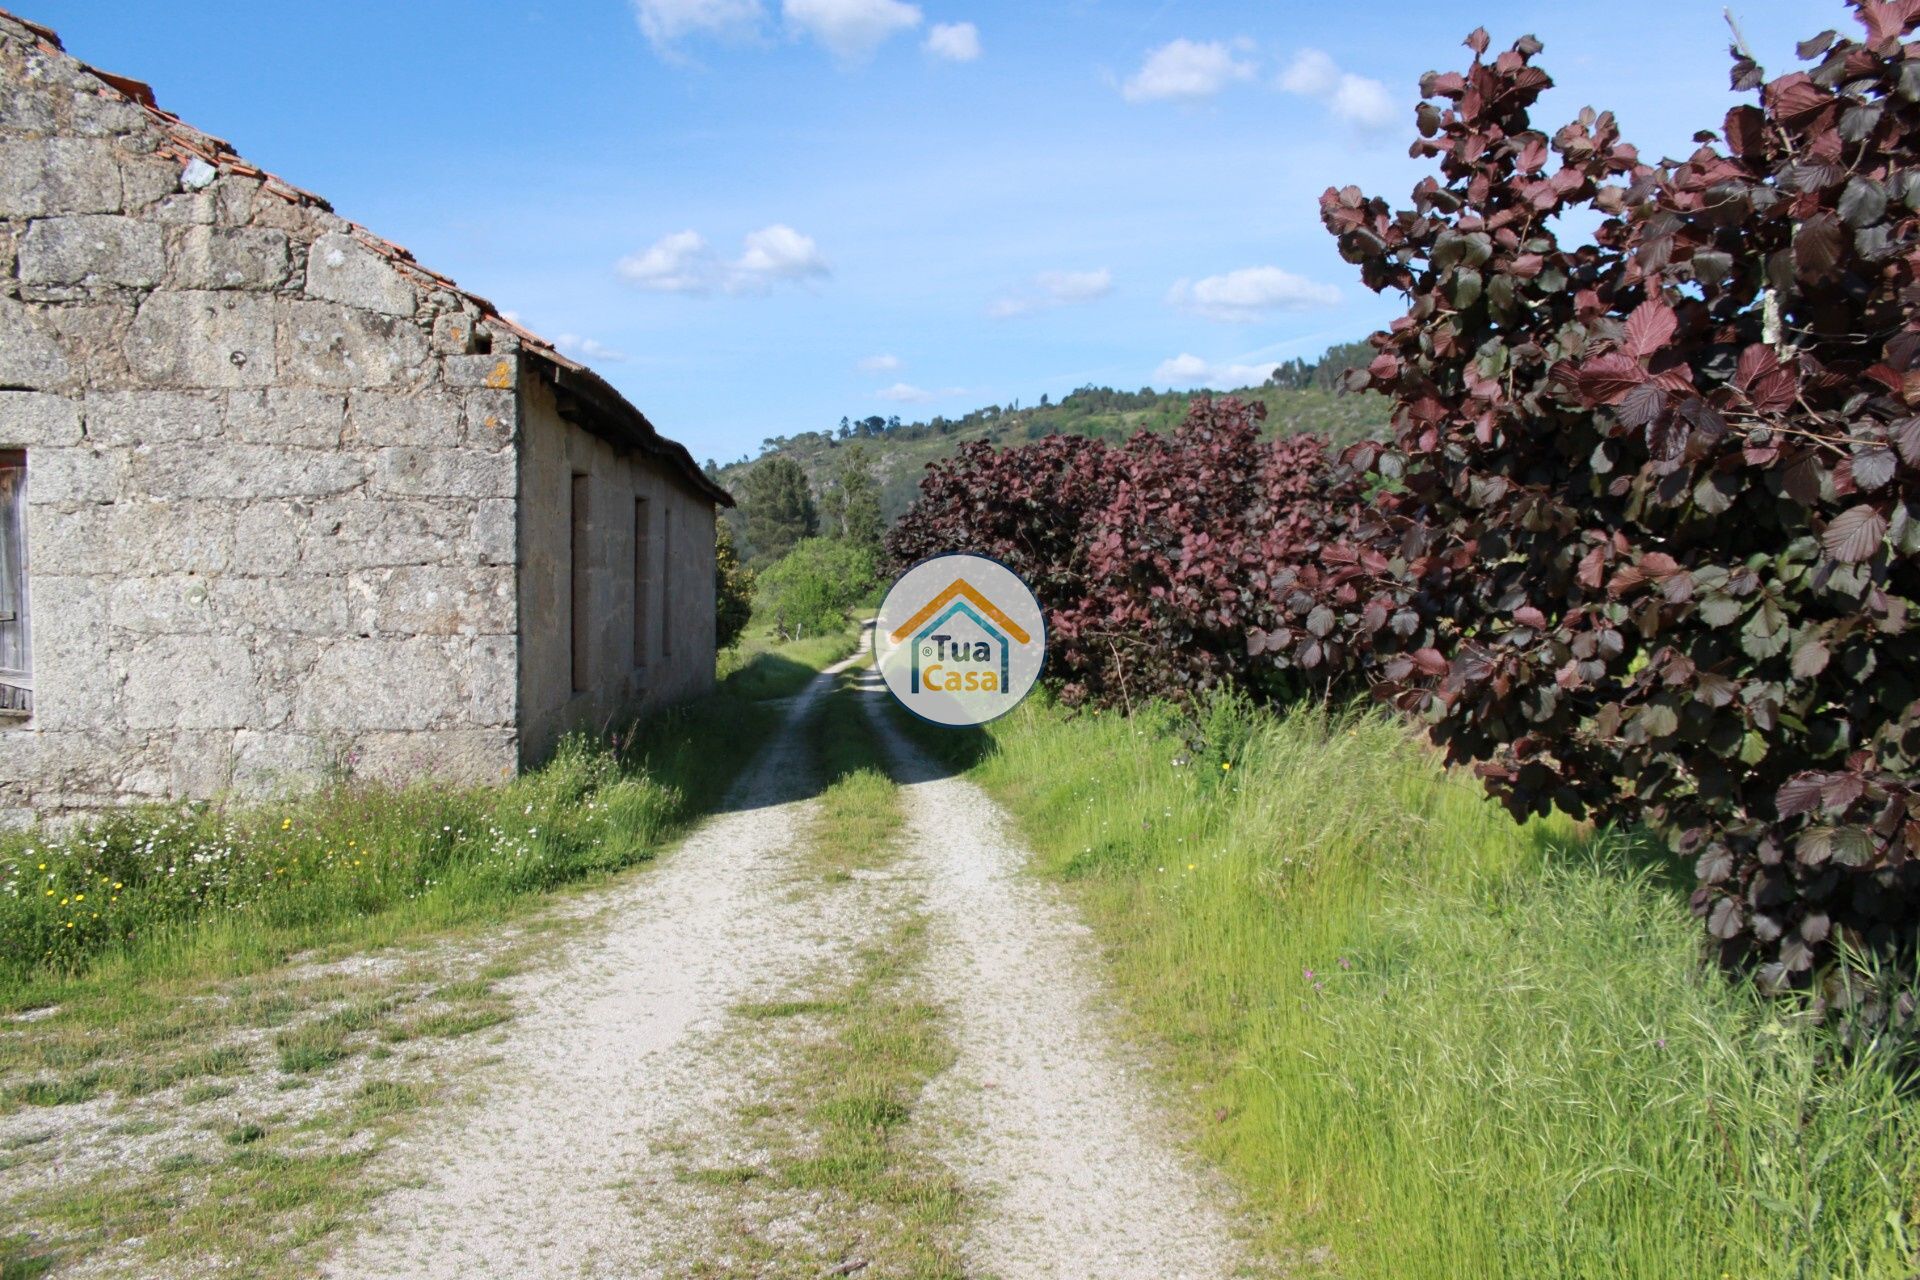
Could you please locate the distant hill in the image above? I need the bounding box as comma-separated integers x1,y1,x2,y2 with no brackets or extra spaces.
711,342,1389,538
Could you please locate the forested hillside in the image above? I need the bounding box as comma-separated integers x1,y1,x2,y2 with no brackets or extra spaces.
711,341,1387,536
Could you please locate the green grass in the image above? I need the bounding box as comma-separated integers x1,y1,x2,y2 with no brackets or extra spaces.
717,616,864,702
904,692,1920,1279
0,691,779,1006
802,666,900,878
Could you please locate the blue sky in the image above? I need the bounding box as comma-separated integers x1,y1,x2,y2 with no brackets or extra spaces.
35,0,1852,465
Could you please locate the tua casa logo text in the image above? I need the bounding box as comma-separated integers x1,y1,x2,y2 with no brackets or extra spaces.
874,554,1047,727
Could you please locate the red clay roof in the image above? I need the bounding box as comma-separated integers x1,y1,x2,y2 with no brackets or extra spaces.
0,8,732,507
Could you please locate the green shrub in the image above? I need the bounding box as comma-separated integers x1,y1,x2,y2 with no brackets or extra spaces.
755,537,877,639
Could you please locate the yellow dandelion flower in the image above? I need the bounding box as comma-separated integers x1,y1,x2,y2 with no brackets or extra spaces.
66,921,74,929
74,893,83,902
1221,762,1232,772
281,818,293,830
112,882,122,890
36,862,45,871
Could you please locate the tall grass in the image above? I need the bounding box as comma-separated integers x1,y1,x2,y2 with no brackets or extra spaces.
0,692,778,1008
717,617,864,701
923,694,1919,1278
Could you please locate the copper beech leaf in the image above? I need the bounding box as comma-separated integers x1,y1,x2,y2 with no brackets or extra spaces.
1822,504,1888,563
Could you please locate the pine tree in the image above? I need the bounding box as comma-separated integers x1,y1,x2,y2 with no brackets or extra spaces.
738,456,817,564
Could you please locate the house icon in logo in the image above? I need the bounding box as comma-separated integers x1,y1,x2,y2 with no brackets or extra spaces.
888,579,1033,695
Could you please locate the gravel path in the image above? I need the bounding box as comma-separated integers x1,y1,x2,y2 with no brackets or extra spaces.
328,654,1244,1278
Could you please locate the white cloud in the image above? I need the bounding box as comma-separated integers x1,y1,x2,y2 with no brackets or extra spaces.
989,267,1113,318
783,0,921,61
617,230,719,293
1122,38,1255,104
1277,48,1337,96
556,334,630,363
1167,266,1340,322
876,381,963,403
631,0,764,49
859,353,903,372
1278,47,1398,134
1154,352,1280,389
924,21,979,61
733,223,830,286
617,225,829,295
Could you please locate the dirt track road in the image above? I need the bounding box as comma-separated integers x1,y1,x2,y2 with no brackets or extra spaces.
328,653,1243,1279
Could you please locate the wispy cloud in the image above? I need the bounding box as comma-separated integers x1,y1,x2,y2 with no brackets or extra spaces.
989,268,1113,319
924,21,980,61
783,0,921,62
556,334,631,363
876,381,964,403
1277,48,1397,134
858,353,903,372
1167,266,1340,322
1154,352,1279,389
631,0,764,51
617,225,829,295
1122,38,1255,103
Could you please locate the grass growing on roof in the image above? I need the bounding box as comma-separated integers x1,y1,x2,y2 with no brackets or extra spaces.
904,691,1920,1279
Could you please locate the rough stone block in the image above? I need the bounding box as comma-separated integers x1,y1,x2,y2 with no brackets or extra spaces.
81,389,220,446
31,499,234,574
444,353,518,389
297,496,471,572
463,634,518,725
303,233,416,317
117,154,180,211
0,391,82,446
173,225,289,290
108,574,215,634
464,390,516,445
231,729,327,794
431,311,477,355
348,390,462,448
126,291,276,387
0,298,70,387
349,564,513,636
229,501,305,574
28,575,116,730
19,214,163,287
213,575,351,636
130,442,367,500
151,191,214,225
0,138,121,216
373,446,513,499
295,639,460,732
227,388,346,448
123,634,272,730
168,732,236,800
276,299,428,388
349,729,516,787
30,446,126,503
473,497,516,566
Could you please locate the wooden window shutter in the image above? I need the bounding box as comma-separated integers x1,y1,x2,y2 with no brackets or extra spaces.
0,452,31,714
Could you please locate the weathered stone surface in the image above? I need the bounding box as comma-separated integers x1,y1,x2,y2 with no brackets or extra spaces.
295,639,460,732
349,390,462,448
168,732,235,799
230,729,327,794
444,353,517,389
373,446,512,499
124,634,273,730
464,389,516,445
213,574,351,635
29,500,233,574
277,299,428,388
27,576,115,731
82,389,220,445
0,138,120,215
126,291,276,387
117,154,180,211
350,728,515,786
31,446,127,502
0,298,70,386
19,214,163,287
464,634,517,725
0,391,82,446
431,311,477,355
227,388,346,448
173,224,289,290
349,564,513,636
473,498,515,565
304,233,416,317
228,501,305,574
130,442,366,500
295,496,468,572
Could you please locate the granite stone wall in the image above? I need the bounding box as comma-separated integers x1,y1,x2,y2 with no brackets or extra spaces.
0,14,524,818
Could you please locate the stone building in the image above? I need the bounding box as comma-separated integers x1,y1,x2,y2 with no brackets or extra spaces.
0,9,732,818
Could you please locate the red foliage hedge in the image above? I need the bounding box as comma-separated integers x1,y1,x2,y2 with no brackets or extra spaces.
892,2,1920,999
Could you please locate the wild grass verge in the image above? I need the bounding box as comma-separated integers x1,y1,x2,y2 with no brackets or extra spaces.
717,616,864,702
901,693,1920,1279
0,692,780,1006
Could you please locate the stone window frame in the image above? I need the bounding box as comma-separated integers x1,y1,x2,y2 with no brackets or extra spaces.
0,449,29,722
